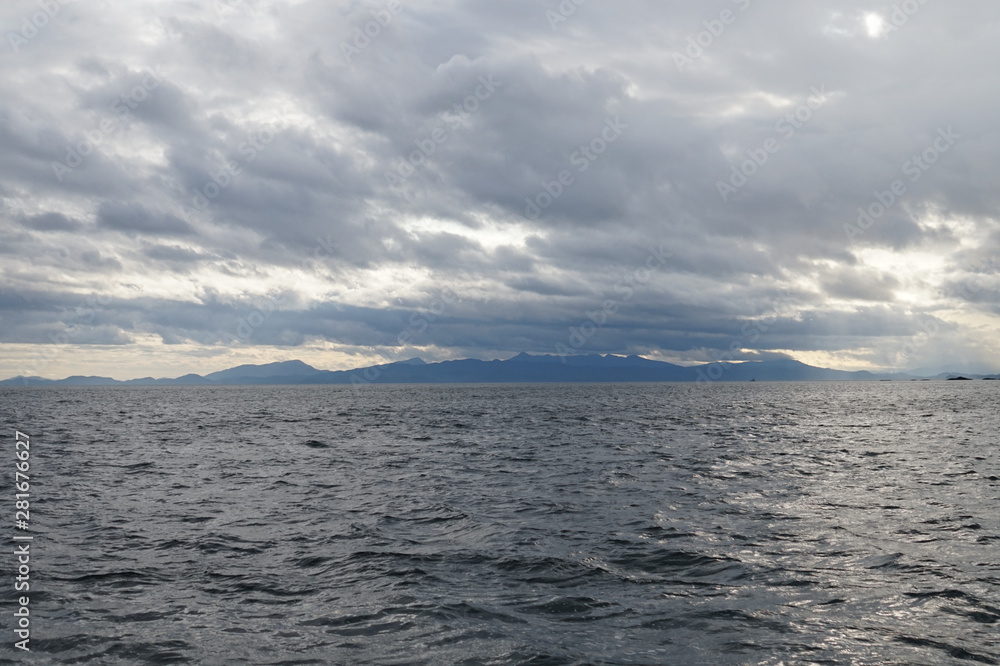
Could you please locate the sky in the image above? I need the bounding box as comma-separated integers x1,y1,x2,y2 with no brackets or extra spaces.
1,0,999,380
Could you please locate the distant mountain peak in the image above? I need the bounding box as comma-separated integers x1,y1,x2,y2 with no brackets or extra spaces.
204,359,320,381
3,353,993,386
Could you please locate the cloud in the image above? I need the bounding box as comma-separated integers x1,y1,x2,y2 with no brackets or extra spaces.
1,0,999,378
96,201,196,236
20,212,84,232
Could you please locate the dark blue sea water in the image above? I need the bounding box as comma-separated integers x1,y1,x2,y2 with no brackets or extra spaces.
1,382,998,665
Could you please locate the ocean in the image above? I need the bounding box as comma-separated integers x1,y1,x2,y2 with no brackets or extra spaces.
1,381,998,665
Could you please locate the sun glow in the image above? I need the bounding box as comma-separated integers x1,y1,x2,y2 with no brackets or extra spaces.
864,13,887,38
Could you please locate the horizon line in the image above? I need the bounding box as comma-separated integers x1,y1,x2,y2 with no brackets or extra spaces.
3,352,997,384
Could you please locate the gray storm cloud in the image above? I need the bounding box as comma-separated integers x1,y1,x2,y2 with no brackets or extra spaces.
1,0,998,378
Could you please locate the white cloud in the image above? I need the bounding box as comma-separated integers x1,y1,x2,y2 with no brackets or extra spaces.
1,0,999,378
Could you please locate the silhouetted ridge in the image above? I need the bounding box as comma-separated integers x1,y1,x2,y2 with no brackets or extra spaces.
1,353,955,385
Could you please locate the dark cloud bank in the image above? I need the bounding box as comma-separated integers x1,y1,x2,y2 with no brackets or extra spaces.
2,0,999,379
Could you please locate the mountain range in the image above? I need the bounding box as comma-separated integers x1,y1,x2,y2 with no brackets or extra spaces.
3,354,999,386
